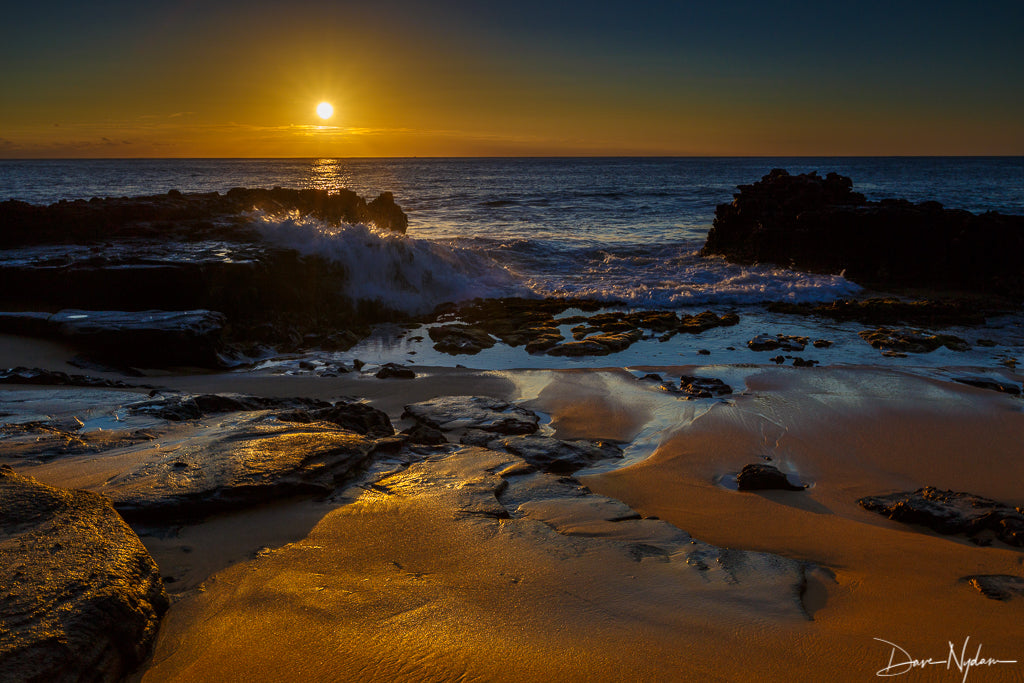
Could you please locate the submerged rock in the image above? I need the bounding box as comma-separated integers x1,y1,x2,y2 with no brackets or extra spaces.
747,334,809,352
403,396,539,435
0,466,168,682
736,464,807,491
767,298,991,327
428,324,496,355
858,327,970,353
858,487,1024,547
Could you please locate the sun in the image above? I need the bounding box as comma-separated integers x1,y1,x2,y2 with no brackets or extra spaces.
316,102,334,120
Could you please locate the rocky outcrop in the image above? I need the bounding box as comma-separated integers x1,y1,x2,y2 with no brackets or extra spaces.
858,487,1024,547
702,169,1024,297
0,466,167,683
0,187,406,247
0,188,408,354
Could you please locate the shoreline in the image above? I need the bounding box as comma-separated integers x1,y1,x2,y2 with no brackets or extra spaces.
3,331,1023,680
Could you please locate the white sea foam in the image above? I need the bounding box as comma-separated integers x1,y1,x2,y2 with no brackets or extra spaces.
520,247,863,307
252,212,530,314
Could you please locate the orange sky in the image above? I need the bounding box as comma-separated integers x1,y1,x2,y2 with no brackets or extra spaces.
2,2,1022,158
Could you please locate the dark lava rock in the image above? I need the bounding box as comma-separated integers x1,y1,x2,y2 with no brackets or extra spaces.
125,393,331,422
747,334,809,352
400,422,448,445
375,363,416,379
403,396,539,435
679,375,733,398
951,376,1021,396
858,327,970,354
736,463,807,491
678,311,740,333
767,298,991,327
51,309,226,368
489,435,623,474
0,187,406,247
0,466,168,682
858,487,1024,547
302,402,395,438
98,413,391,522
792,357,818,367
702,169,1024,297
0,366,138,388
428,324,496,355
961,574,1024,601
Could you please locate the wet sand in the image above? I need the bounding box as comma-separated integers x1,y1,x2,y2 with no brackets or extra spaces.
3,334,1024,681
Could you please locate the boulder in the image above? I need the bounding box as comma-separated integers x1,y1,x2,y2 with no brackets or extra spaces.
961,575,1024,601
403,396,539,435
858,487,1024,546
375,363,416,379
736,464,807,491
747,334,809,352
488,435,623,473
428,324,496,355
678,375,732,398
0,466,168,682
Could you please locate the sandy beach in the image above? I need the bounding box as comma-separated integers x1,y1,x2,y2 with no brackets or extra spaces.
3,333,1023,682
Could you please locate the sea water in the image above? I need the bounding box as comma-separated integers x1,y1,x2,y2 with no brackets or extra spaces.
2,157,1023,372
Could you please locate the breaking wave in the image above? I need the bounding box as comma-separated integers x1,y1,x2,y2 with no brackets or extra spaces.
253,213,530,314
254,214,862,315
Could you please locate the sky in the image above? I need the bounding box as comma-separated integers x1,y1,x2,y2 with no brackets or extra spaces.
1,1,1022,157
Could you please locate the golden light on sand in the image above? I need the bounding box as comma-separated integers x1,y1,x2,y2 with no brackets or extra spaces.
316,102,334,120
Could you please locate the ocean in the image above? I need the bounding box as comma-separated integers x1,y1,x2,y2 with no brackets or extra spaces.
2,157,1023,371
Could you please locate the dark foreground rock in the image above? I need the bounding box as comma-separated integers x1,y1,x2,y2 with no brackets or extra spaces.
403,396,539,435
0,309,226,368
99,413,395,522
961,574,1024,601
678,375,733,398
0,366,139,388
950,376,1022,396
736,463,808,491
485,435,623,473
702,169,1024,297
858,487,1024,547
0,466,168,682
